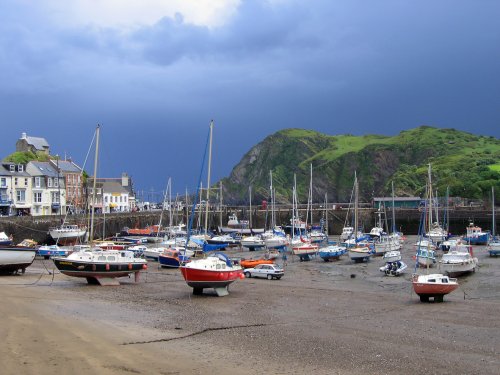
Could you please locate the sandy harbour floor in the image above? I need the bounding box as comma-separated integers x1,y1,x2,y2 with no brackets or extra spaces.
1,235,499,375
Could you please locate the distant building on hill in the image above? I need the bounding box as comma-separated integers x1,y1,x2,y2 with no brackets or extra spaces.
16,132,50,155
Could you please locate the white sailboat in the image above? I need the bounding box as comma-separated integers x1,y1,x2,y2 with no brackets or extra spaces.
52,125,147,286
263,171,289,249
347,173,372,263
488,186,500,256
412,164,458,302
290,173,318,261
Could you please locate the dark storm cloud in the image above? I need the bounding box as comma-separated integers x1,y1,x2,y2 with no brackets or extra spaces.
0,1,499,196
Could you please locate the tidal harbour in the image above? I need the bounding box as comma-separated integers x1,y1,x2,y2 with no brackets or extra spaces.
0,234,499,374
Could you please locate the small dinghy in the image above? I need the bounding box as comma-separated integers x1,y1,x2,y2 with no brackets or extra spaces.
380,260,407,276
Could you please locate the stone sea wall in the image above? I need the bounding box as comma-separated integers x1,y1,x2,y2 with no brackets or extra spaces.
0,206,495,244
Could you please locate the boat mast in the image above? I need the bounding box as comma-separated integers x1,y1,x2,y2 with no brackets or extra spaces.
391,181,396,234
270,170,274,229
427,164,433,234
354,172,358,240
324,193,329,237
89,124,100,245
249,186,252,229
292,174,297,238
204,120,214,236
493,186,496,238
306,163,312,230
219,181,223,231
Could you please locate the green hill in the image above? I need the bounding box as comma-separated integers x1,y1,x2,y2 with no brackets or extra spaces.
221,126,500,204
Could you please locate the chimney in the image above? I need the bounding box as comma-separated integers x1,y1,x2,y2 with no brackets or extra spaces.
121,172,129,187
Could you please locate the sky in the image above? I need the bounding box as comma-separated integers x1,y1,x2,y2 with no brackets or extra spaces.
1,0,499,202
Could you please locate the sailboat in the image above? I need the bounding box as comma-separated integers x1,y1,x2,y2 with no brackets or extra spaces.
240,186,266,251
374,182,403,256
290,173,318,261
487,186,500,257
52,125,147,286
262,171,289,250
347,173,372,262
179,121,244,296
412,164,458,302
0,243,37,274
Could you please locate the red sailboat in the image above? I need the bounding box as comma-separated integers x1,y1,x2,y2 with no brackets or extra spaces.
179,121,244,296
412,164,459,302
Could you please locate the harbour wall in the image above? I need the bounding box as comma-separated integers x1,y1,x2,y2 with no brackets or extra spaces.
0,206,496,244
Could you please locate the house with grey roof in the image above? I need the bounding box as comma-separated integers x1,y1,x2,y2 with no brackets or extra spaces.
26,161,66,216
1,162,32,215
0,165,14,216
16,132,50,155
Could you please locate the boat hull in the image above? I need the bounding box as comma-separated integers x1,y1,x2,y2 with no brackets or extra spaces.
179,267,243,289
440,261,478,277
0,246,37,274
240,259,274,269
412,274,459,297
52,258,147,279
348,246,372,262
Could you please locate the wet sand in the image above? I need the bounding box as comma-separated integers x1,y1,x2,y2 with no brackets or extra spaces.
1,236,499,375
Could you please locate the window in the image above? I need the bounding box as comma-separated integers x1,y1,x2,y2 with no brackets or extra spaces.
24,178,28,187
14,178,18,186
18,164,24,172
16,190,25,202
51,192,60,204
0,177,6,187
105,196,108,203
54,178,59,188
34,192,42,203
9,165,15,172
47,178,52,187
35,177,41,188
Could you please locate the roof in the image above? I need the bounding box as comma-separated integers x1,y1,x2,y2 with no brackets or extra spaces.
100,181,129,194
52,160,82,173
374,197,422,202
25,136,49,150
28,161,59,177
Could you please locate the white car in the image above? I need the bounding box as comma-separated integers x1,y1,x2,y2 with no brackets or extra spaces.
244,264,284,280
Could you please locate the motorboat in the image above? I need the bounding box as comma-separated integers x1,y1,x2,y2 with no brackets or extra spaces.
239,258,275,269
36,244,72,259
379,260,407,276
412,273,459,302
52,248,148,285
159,248,190,268
463,223,490,245
383,250,401,263
439,248,478,277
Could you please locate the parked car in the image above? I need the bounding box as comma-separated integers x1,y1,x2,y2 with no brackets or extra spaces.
244,264,284,280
